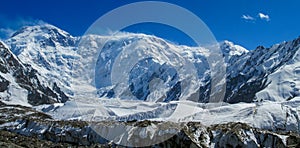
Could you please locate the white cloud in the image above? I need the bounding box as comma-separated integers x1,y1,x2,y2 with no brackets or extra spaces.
241,15,255,21
258,13,270,21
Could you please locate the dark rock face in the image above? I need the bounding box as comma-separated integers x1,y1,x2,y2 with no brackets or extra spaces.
0,75,9,92
0,42,68,105
129,58,181,102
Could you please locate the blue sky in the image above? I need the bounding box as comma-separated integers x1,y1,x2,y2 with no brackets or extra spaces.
0,0,299,50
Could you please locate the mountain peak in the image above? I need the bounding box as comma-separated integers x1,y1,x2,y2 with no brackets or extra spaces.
7,24,77,49
11,24,71,38
220,40,248,57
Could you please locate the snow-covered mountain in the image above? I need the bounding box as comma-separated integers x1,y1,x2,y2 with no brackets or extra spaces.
2,23,300,105
226,37,300,103
0,41,68,106
6,24,79,97
1,23,300,147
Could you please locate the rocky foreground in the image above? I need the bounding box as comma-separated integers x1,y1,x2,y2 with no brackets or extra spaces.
0,101,299,148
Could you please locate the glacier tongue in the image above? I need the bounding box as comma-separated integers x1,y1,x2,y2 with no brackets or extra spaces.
42,97,300,133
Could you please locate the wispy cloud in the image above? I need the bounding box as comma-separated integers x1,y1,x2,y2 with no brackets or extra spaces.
258,13,270,21
241,15,255,21
0,15,46,39
0,28,15,39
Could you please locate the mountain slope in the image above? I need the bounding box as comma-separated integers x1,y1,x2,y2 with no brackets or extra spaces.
6,24,79,96
226,37,300,103
255,38,300,101
0,41,68,106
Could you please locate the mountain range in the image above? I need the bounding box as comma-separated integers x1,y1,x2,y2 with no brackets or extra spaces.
0,24,300,147
2,24,300,105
